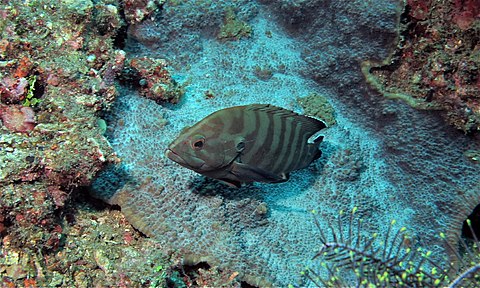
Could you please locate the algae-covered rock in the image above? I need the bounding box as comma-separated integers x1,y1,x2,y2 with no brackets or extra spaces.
362,0,480,133
0,1,125,285
298,92,336,127
125,57,184,104
60,0,94,17
217,7,252,41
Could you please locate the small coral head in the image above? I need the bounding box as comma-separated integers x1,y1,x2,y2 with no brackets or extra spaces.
0,104,36,133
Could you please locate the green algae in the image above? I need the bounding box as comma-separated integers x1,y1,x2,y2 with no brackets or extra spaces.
59,0,94,18
22,75,41,107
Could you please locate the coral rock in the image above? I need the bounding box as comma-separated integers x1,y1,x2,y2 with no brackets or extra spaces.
0,104,35,133
0,77,28,104
123,0,165,24
127,57,183,103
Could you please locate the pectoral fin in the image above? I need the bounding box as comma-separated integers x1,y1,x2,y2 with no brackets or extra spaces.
231,162,289,183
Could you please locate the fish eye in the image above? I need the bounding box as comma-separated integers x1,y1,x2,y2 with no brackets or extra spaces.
191,136,205,150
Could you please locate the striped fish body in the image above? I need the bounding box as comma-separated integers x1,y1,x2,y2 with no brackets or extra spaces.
165,104,326,188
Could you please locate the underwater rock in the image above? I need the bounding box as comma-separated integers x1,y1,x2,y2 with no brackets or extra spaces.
298,92,336,127
217,7,253,41
125,57,183,104
0,104,36,133
125,0,257,64
362,0,480,133
93,4,124,35
123,0,165,24
0,1,124,285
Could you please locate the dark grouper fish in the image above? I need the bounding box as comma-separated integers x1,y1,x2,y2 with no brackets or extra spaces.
165,104,327,188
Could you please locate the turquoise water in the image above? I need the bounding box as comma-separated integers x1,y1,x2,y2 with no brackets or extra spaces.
93,1,480,286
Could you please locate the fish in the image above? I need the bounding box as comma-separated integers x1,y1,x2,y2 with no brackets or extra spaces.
165,104,327,188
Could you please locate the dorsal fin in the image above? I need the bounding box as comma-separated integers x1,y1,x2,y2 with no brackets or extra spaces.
246,104,327,137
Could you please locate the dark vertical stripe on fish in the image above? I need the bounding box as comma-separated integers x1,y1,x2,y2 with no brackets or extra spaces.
258,110,277,169
243,108,256,137
272,117,294,173
202,113,224,138
291,132,307,171
219,109,233,136
299,134,313,169
247,109,271,164
302,133,316,168
299,134,314,169
284,120,303,172
266,112,284,171
229,107,245,135
242,109,263,163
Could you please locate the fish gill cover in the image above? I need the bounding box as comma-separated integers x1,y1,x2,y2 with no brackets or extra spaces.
85,0,480,286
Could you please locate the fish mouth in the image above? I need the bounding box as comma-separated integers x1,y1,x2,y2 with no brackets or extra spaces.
165,149,184,164
165,149,205,170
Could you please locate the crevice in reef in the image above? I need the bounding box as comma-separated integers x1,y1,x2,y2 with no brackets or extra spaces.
463,203,480,240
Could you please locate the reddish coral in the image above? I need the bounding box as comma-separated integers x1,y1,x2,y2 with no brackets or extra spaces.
0,215,5,234
123,231,135,245
407,0,432,20
44,225,63,251
2,278,16,288
0,38,9,55
452,0,480,30
0,104,36,133
368,0,480,132
101,50,126,88
23,278,37,288
14,56,34,78
47,186,69,208
46,72,61,86
0,77,28,103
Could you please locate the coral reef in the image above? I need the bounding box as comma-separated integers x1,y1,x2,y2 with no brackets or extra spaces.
123,0,165,24
2,0,479,287
0,0,157,286
363,0,480,132
123,56,184,104
0,0,122,185
1,195,176,287
1,0,239,286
